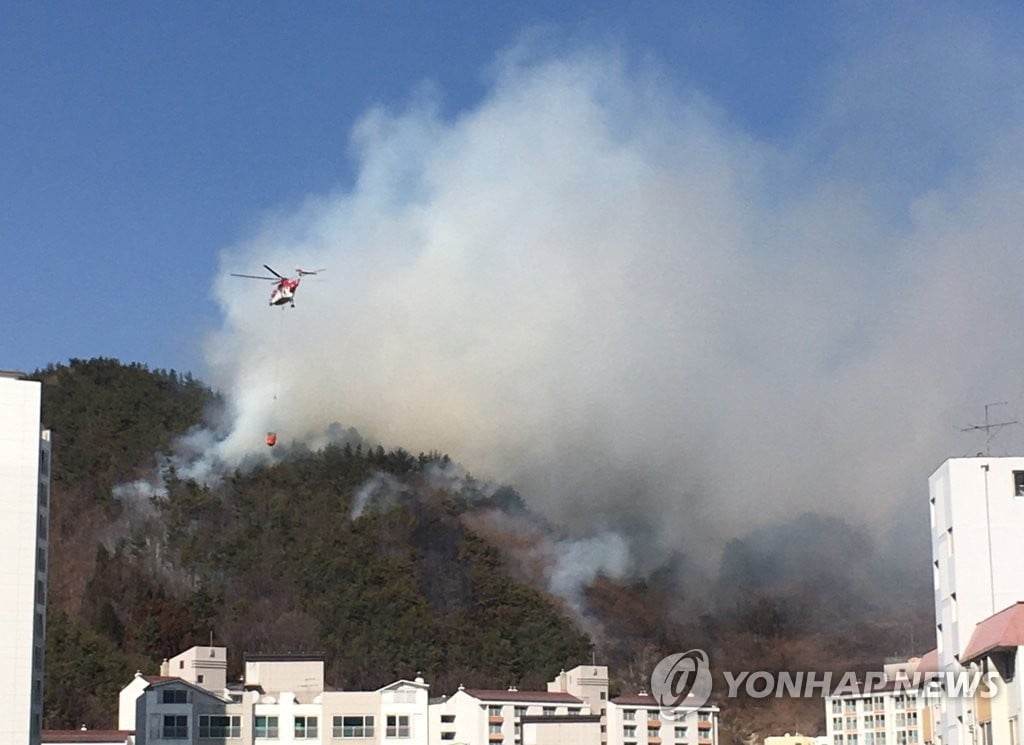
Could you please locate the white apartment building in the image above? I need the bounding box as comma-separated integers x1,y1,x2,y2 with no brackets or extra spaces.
824,656,935,745
929,458,1024,745
120,647,430,745
955,602,1024,745
605,692,719,745
428,685,596,745
0,372,51,745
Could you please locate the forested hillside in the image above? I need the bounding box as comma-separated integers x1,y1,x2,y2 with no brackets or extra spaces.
32,358,591,727
31,358,933,740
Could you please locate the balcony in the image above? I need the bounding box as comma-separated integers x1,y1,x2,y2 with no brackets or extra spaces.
648,719,662,729
649,738,662,745
489,734,504,742
699,738,713,745
698,721,713,731
489,716,504,725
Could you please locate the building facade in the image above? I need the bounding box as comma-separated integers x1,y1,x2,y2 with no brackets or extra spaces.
121,648,431,745
823,658,931,745
0,373,51,745
428,687,594,745
605,692,719,745
929,458,1024,745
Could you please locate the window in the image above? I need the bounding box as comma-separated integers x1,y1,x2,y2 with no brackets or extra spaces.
514,707,526,718
865,733,875,745
845,701,856,713
624,710,636,721
649,729,660,738
199,715,241,738
35,580,45,605
649,709,661,720
160,689,187,704
36,547,46,573
394,689,417,703
489,706,504,716
846,718,857,730
833,701,843,714
849,735,858,745
543,707,556,716
698,712,711,722
600,691,607,700
490,724,503,734
40,450,49,476
38,481,48,507
834,718,844,730
197,674,204,684
163,715,188,739
441,715,455,723
295,716,318,738
334,716,374,738
569,708,581,716
255,716,279,739
676,727,688,738
878,736,887,745
835,736,844,745
865,716,874,728
386,715,410,738
877,716,886,728
1010,717,1018,745
1014,471,1024,496
624,726,637,738
441,734,455,741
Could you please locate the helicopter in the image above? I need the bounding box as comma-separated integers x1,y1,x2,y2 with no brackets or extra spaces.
231,265,324,306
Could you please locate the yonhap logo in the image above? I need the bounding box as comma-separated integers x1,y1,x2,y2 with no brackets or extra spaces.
651,649,713,709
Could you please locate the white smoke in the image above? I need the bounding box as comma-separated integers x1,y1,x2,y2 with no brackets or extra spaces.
189,29,1024,576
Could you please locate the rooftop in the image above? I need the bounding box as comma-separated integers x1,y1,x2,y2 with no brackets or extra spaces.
42,731,133,744
962,602,1024,663
463,688,583,704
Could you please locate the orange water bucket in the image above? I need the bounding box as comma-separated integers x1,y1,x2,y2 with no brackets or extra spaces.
266,432,277,447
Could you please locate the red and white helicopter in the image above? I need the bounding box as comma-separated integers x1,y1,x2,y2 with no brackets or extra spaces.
231,265,324,307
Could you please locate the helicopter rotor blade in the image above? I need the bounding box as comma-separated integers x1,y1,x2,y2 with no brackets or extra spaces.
231,273,278,280
263,264,285,279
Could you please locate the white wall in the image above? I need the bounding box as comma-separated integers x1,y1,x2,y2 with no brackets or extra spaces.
929,457,1024,745
0,376,46,745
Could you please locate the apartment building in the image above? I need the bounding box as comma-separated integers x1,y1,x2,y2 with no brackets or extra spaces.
0,372,51,745
120,647,430,745
955,602,1024,745
428,685,596,745
605,692,719,745
824,656,935,745
929,458,1024,745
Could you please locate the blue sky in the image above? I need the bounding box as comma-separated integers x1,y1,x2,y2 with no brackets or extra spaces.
2,1,876,375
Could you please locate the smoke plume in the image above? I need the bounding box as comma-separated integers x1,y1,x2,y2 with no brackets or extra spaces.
196,28,1024,577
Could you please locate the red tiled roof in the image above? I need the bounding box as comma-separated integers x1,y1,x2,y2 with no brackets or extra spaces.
611,694,663,706
464,689,582,704
42,731,133,744
611,693,711,707
962,602,1024,663
142,675,178,683
915,649,939,674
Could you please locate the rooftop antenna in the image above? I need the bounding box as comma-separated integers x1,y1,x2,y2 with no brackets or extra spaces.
961,402,1018,456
